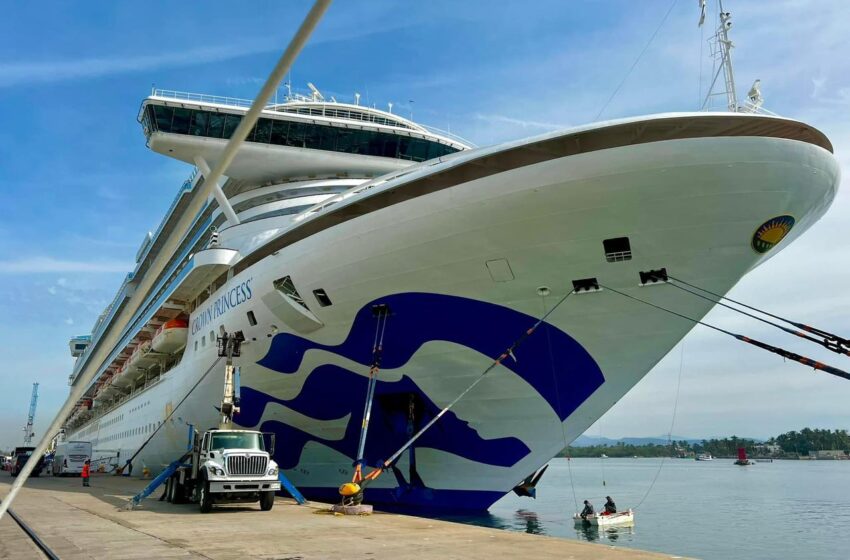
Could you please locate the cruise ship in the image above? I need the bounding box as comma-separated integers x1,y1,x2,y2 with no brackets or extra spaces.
61,21,840,511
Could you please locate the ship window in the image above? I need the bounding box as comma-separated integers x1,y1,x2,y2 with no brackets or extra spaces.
247,311,257,326
603,237,632,262
210,330,215,346
270,120,289,144
253,119,272,144
313,289,332,307
153,105,173,131
207,113,225,138
274,275,309,310
171,108,191,135
223,114,242,138
194,340,198,351
201,336,206,347
190,111,208,136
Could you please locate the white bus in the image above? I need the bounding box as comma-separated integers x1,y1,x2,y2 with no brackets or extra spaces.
53,441,92,476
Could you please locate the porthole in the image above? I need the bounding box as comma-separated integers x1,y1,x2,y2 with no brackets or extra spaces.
247,310,257,326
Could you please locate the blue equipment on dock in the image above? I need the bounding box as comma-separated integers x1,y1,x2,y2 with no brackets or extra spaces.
279,471,306,505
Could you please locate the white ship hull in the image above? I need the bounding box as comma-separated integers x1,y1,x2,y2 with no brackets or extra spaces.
70,114,839,510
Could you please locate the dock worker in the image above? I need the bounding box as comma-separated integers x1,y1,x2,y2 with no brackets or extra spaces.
604,496,617,514
82,459,90,487
580,499,594,520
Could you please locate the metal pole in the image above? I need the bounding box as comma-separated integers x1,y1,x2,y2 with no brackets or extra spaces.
194,156,240,226
0,0,332,522
192,0,332,227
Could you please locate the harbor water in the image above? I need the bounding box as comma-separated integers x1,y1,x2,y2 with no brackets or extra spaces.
438,457,850,559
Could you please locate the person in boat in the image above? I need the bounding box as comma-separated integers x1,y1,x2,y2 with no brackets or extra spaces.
603,496,617,514
580,499,595,519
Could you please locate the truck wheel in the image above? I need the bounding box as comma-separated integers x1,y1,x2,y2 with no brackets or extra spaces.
260,491,275,511
199,480,213,513
165,477,174,503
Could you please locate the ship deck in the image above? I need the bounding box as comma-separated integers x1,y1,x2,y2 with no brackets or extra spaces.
0,475,681,559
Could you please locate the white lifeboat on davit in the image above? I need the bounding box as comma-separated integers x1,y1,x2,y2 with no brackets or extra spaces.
112,363,133,389
124,340,153,377
151,319,189,354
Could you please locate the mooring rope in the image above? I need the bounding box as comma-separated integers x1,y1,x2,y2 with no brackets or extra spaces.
599,284,850,381
540,291,578,511
633,341,685,511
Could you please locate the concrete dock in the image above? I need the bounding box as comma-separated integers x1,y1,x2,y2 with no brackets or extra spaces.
1,474,684,559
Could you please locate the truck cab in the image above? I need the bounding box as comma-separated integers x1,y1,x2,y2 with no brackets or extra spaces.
168,428,281,513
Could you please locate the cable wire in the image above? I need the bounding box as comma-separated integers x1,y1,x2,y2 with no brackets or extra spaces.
595,0,679,120
661,277,843,354
600,284,850,381
541,292,578,511
667,274,849,353
634,342,685,511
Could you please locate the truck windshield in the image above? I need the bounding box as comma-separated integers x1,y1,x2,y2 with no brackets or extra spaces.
210,432,263,451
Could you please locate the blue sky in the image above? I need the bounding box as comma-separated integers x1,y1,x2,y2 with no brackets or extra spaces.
1,0,849,449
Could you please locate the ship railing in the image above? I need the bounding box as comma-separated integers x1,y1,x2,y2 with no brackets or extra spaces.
419,124,476,148
151,88,262,109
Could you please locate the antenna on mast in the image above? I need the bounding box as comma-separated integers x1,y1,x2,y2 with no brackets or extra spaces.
699,0,769,114
700,0,738,111
307,82,324,101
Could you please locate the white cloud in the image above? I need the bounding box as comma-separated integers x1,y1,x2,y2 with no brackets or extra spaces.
64,317,74,325
0,43,275,88
473,113,569,132
47,285,57,295
0,257,130,274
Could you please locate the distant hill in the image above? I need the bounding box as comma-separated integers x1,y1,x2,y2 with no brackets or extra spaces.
571,435,765,447
572,436,708,447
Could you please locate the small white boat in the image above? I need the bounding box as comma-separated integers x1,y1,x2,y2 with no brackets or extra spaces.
574,509,634,527
696,453,714,461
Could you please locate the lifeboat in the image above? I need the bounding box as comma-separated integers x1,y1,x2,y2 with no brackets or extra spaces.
102,373,121,397
125,340,155,380
112,363,133,389
151,319,189,354
133,339,157,370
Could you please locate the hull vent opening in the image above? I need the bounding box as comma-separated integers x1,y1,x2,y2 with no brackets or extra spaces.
603,237,632,262
273,276,309,311
247,310,258,326
313,289,333,307
572,277,602,294
639,268,669,286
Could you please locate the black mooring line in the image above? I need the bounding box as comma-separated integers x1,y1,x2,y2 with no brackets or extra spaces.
666,274,850,351
5,507,61,560
600,283,850,382
662,276,835,352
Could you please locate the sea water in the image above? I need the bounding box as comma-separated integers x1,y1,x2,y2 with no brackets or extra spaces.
437,457,850,559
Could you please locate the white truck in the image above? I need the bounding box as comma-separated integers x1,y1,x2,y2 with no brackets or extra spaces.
53,440,92,476
164,428,281,513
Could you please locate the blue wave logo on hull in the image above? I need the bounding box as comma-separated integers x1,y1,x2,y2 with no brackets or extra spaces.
240,292,604,508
